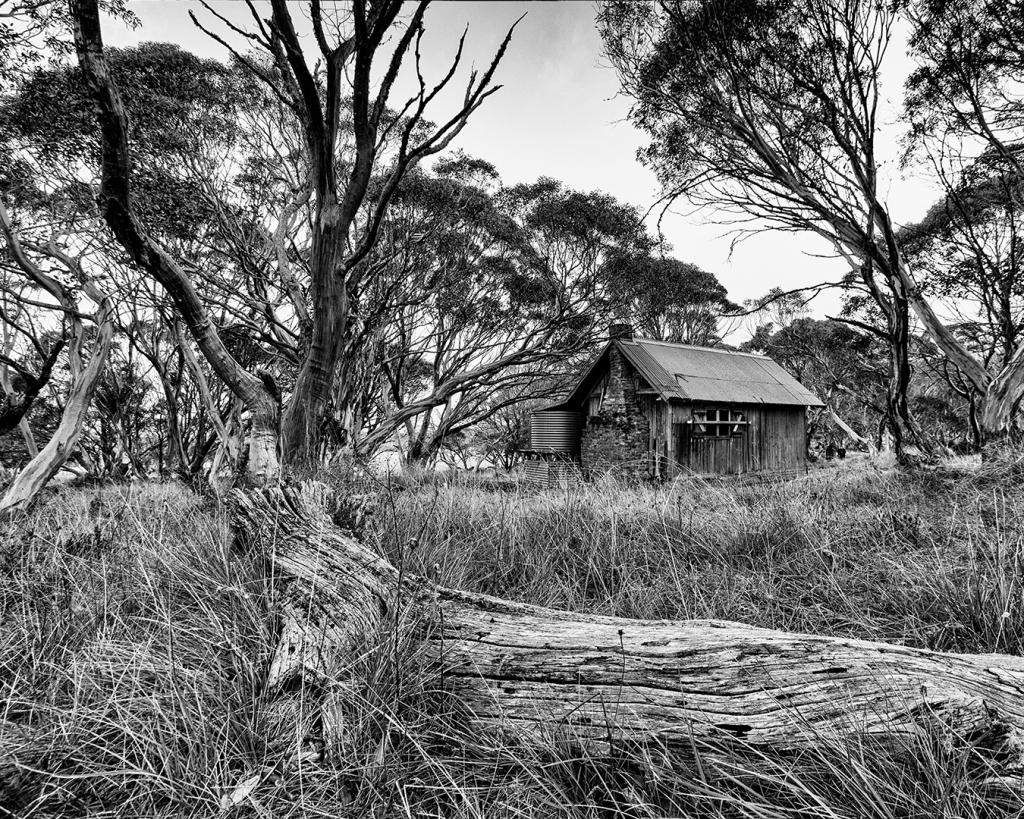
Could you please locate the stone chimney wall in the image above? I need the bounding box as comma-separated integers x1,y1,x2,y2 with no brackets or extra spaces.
601,342,635,411
581,342,650,480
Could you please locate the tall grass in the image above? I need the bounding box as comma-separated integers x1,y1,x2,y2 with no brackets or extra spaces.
0,485,486,817
370,460,1024,655
1,458,1023,817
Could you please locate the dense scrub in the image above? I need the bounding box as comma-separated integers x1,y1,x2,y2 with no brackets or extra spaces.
2,458,1023,817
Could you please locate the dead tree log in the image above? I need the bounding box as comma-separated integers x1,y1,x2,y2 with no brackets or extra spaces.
232,485,1024,781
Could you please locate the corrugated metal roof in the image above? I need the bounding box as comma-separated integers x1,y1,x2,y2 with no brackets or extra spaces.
618,339,824,407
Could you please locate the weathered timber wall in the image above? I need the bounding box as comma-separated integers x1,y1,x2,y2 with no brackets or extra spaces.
673,404,806,477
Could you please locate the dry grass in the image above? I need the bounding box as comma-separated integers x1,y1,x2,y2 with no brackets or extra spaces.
371,457,1024,655
1,457,1023,817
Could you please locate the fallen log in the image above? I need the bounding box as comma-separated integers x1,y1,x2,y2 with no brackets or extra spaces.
232,484,1024,782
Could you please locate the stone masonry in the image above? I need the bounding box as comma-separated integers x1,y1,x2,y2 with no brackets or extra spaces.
581,341,650,480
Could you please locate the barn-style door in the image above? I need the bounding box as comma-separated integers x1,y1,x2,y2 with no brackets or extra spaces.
676,407,750,475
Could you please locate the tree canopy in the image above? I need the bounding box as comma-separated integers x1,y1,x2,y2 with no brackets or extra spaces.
0,10,735,491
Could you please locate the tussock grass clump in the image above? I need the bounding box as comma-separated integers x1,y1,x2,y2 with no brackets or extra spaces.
2,459,1024,817
1,484,275,816
0,484,501,817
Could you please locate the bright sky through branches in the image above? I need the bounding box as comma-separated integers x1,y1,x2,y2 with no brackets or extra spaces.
104,1,941,330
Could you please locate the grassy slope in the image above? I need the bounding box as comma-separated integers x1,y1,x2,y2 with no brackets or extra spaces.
2,459,1024,817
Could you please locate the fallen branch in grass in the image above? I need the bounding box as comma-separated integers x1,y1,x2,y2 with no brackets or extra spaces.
232,483,1024,789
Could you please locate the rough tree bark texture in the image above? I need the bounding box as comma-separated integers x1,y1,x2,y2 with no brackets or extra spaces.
279,228,347,468
982,346,1024,440
233,485,1024,782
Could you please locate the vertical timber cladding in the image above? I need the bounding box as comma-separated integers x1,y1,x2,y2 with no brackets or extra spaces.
673,404,806,476
749,405,806,474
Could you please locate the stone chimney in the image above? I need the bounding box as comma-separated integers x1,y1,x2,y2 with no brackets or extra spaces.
580,321,649,479
609,322,634,341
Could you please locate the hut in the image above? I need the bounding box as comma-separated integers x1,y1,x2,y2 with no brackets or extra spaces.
532,324,823,480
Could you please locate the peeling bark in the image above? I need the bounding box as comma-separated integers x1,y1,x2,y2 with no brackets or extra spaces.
232,485,1024,780
898,260,1024,442
981,344,1024,439
896,262,992,393
279,211,347,468
0,297,114,514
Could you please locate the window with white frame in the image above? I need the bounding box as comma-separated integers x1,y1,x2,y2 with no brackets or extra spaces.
690,408,747,437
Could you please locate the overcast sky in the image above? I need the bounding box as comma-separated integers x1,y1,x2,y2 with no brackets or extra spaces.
102,1,943,332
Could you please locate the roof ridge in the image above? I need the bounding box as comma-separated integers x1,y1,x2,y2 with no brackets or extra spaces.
624,337,769,359
616,338,824,406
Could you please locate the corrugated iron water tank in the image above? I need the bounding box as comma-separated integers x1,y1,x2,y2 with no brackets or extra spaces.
529,410,582,455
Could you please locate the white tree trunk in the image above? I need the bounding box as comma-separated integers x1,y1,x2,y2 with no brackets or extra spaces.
73,4,281,486
829,408,870,448
896,261,1024,438
981,344,1024,438
897,264,990,392
231,485,1024,782
0,298,114,514
17,418,38,458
